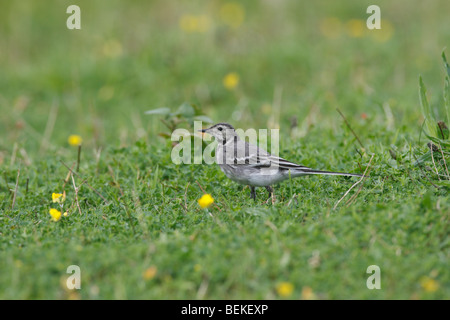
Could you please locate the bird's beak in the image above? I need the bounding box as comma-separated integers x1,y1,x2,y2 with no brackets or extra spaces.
199,129,207,133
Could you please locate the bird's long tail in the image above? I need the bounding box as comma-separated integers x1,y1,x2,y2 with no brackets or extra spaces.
292,168,363,178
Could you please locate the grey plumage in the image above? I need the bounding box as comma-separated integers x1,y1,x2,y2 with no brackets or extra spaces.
200,123,362,201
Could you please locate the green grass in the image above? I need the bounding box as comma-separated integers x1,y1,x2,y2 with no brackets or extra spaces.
0,0,449,299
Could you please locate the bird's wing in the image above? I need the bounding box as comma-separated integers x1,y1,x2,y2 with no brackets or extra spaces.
255,151,362,177
223,139,362,177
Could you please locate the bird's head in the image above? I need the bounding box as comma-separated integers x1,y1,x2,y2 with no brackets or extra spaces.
199,123,236,143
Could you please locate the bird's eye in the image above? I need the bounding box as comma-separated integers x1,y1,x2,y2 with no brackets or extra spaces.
218,127,223,131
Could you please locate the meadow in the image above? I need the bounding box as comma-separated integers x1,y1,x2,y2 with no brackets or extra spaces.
0,0,449,299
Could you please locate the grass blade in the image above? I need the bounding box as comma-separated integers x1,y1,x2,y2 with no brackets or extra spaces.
442,51,450,125
442,50,450,78
445,76,450,126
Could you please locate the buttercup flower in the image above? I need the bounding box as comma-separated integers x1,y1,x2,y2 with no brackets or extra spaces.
223,72,239,90
346,19,365,38
143,266,157,280
420,276,439,292
220,2,245,28
179,14,211,33
102,39,123,58
49,208,62,222
276,282,294,297
301,286,316,300
198,194,214,209
371,20,394,42
196,15,212,33
179,14,197,32
52,192,66,203
194,264,202,272
68,135,82,146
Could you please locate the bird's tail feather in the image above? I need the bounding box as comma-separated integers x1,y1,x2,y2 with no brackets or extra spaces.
292,168,363,178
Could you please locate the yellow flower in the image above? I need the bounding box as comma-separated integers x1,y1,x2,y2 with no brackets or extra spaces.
301,286,316,300
319,17,342,39
49,208,62,222
198,194,214,209
196,15,212,33
194,264,202,272
68,292,81,300
346,19,365,38
102,39,123,58
223,72,239,90
63,212,68,217
52,192,66,203
68,135,82,146
180,14,197,33
220,2,245,28
276,282,294,297
420,276,439,292
143,266,157,280
179,14,211,33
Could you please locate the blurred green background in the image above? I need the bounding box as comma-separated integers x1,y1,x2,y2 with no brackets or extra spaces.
1,0,450,155
0,0,449,300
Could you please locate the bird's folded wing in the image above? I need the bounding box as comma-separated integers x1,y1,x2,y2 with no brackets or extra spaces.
266,155,311,170
225,140,310,170
232,151,310,170
224,141,361,177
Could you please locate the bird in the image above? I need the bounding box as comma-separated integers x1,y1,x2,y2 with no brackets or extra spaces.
199,122,362,202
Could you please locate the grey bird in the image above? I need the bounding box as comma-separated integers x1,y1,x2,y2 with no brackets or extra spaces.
200,123,362,201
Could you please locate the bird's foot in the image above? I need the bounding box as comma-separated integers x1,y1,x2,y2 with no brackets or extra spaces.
264,186,275,205
264,195,276,205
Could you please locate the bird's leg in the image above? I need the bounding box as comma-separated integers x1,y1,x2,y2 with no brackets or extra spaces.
265,186,273,199
250,186,256,201
265,186,275,204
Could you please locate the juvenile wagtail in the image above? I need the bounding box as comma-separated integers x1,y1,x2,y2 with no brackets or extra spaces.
200,123,362,201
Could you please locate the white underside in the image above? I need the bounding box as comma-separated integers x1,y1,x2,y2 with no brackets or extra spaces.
220,166,296,187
